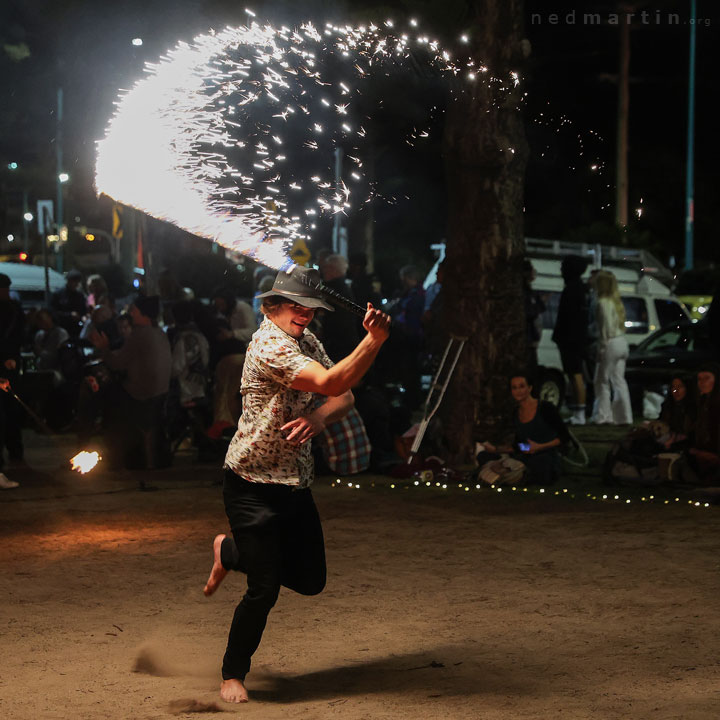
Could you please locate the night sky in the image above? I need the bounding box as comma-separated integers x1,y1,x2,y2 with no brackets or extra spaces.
1,0,717,281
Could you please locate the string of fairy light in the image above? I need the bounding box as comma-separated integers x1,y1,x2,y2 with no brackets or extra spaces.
329,478,713,509
96,13,521,269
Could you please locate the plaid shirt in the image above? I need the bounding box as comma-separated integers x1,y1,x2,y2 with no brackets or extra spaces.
320,407,371,476
224,317,332,487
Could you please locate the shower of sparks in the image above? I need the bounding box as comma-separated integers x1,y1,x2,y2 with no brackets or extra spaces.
70,451,102,474
96,18,517,268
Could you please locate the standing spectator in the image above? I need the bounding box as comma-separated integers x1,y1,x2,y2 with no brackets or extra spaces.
51,269,87,338
213,287,257,346
522,260,545,369
317,254,359,363
252,275,275,326
387,265,425,409
348,252,383,309
0,273,24,489
90,295,172,470
590,270,633,425
422,260,447,367
392,265,425,340
552,255,590,425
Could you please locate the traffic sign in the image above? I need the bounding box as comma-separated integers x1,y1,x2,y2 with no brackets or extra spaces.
289,238,311,266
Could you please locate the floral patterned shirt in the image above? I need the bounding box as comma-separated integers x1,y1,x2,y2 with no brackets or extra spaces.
223,317,333,487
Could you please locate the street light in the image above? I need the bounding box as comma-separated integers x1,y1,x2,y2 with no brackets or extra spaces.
23,212,33,222
132,37,143,46
58,172,70,183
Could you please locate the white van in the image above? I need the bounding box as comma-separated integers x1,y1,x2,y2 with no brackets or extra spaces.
423,240,689,406
531,256,689,405
0,262,66,308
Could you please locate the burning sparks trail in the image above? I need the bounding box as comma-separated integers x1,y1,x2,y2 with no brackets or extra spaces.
96,19,516,268
70,451,102,474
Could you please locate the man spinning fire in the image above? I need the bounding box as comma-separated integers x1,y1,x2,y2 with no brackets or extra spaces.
202,265,391,703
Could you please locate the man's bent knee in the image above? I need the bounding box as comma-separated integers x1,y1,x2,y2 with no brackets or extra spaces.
292,574,326,596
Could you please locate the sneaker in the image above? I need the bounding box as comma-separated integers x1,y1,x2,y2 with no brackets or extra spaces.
0,472,19,489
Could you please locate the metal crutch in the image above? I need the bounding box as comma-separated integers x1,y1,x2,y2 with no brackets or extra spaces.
407,335,467,464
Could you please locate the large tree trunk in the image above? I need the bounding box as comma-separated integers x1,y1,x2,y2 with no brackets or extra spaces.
442,0,529,462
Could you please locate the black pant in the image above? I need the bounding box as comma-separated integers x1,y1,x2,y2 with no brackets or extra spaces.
221,471,326,680
0,375,24,471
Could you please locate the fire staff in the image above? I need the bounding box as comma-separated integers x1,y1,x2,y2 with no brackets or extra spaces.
202,265,390,704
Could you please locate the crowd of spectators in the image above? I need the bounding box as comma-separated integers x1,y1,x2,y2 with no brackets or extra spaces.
3,250,720,492
0,252,442,488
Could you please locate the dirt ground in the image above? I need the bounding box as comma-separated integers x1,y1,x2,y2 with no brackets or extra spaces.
2,433,720,720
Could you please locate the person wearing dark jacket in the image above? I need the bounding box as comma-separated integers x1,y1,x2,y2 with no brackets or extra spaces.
686,365,720,484
481,371,570,485
317,254,359,363
0,273,25,489
552,255,590,424
90,295,172,470
659,375,695,440
51,269,87,338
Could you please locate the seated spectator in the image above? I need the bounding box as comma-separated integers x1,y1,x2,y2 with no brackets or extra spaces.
79,305,117,346
116,312,133,344
33,308,70,374
479,371,570,485
171,301,210,405
658,375,695,447
86,274,109,310
212,286,256,345
207,319,246,439
686,365,720,484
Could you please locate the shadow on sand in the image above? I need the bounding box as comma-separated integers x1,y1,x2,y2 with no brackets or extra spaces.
247,646,531,704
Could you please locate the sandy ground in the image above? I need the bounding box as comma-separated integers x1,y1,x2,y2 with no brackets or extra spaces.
2,433,720,720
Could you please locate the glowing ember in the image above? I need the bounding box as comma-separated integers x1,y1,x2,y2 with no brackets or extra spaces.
70,451,102,474
96,19,517,268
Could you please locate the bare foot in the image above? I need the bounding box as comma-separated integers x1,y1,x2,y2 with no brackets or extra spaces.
220,678,248,703
203,534,228,596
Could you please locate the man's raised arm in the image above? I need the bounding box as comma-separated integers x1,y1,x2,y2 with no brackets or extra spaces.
291,304,390,396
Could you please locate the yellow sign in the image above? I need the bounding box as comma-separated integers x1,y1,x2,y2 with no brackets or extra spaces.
112,204,124,240
289,238,311,266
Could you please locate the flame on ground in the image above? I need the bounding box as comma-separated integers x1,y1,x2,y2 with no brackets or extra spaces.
70,451,102,474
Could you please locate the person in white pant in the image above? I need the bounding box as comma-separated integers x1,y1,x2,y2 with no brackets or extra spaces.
591,270,633,425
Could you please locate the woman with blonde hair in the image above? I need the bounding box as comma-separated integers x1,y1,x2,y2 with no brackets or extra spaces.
591,270,633,424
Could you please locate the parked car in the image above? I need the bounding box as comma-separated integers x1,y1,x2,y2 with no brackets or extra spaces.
625,319,717,410
673,267,720,321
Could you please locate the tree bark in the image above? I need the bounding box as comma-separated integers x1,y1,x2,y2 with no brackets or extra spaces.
442,0,529,462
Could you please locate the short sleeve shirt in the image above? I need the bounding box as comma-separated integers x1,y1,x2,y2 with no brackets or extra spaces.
223,317,333,487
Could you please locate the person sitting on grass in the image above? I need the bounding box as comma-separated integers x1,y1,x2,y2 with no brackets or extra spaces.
479,371,570,486
685,365,720,485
